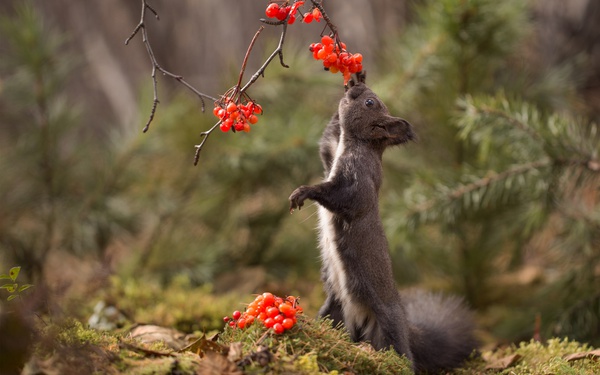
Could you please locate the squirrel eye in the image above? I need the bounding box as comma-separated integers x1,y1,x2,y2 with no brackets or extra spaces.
365,98,375,107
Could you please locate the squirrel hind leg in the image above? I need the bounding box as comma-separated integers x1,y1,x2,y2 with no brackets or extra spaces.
402,290,479,373
318,294,344,328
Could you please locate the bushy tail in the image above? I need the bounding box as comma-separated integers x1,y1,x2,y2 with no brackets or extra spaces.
402,290,478,374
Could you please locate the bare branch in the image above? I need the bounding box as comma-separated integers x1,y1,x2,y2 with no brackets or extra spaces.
234,26,265,99
194,122,222,166
125,0,217,134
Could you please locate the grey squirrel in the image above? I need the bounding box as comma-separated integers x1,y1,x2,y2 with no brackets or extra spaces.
289,72,478,373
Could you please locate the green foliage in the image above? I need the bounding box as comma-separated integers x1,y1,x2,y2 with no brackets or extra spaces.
0,1,138,283
404,94,599,229
371,0,600,346
0,266,33,302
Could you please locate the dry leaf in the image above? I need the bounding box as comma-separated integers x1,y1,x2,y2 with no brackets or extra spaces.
180,334,229,357
227,342,243,362
564,349,600,362
130,324,187,350
485,353,522,370
197,351,243,375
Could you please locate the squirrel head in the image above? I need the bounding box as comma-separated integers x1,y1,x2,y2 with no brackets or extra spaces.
339,72,415,148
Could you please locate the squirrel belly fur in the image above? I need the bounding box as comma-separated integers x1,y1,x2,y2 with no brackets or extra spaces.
289,72,478,373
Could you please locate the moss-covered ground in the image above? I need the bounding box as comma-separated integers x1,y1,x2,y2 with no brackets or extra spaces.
4,277,599,374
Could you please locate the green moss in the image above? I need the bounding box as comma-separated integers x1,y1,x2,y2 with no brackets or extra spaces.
455,338,600,374
53,318,119,347
497,339,600,375
219,315,412,375
99,275,243,333
120,353,199,375
28,314,600,374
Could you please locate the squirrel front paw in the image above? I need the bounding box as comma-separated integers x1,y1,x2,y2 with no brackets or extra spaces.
289,185,312,213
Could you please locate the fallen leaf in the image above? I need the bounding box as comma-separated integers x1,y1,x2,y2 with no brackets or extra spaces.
179,334,229,357
564,349,600,362
227,342,243,362
197,351,243,375
130,324,187,350
485,353,522,370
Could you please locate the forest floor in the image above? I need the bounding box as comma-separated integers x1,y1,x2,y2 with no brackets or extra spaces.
2,275,599,374
12,317,600,375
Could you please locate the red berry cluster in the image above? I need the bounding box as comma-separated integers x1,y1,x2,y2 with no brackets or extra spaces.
213,97,262,133
265,1,322,24
310,35,363,85
223,292,302,335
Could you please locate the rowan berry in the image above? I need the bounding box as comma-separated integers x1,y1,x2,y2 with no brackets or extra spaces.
220,118,233,132
279,303,296,317
226,102,237,113
265,3,279,18
264,317,275,328
276,6,288,21
282,318,295,330
234,121,245,132
266,306,279,319
274,314,284,324
246,307,257,316
225,292,301,333
312,8,322,22
316,48,327,60
262,293,275,307
308,35,364,85
321,35,334,46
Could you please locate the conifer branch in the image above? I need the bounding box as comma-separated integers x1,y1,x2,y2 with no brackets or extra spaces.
471,105,543,143
408,159,551,225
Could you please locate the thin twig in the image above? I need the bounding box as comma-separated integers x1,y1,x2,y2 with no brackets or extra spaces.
310,0,338,36
195,9,298,165
119,340,175,357
242,20,291,93
233,26,265,101
193,121,221,166
125,0,217,134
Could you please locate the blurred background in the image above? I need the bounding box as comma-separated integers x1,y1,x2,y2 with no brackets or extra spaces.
0,0,599,347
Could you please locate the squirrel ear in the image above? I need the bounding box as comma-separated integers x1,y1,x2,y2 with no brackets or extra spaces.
356,71,367,84
345,71,367,91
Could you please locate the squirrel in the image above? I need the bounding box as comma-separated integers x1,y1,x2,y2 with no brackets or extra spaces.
289,72,478,373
